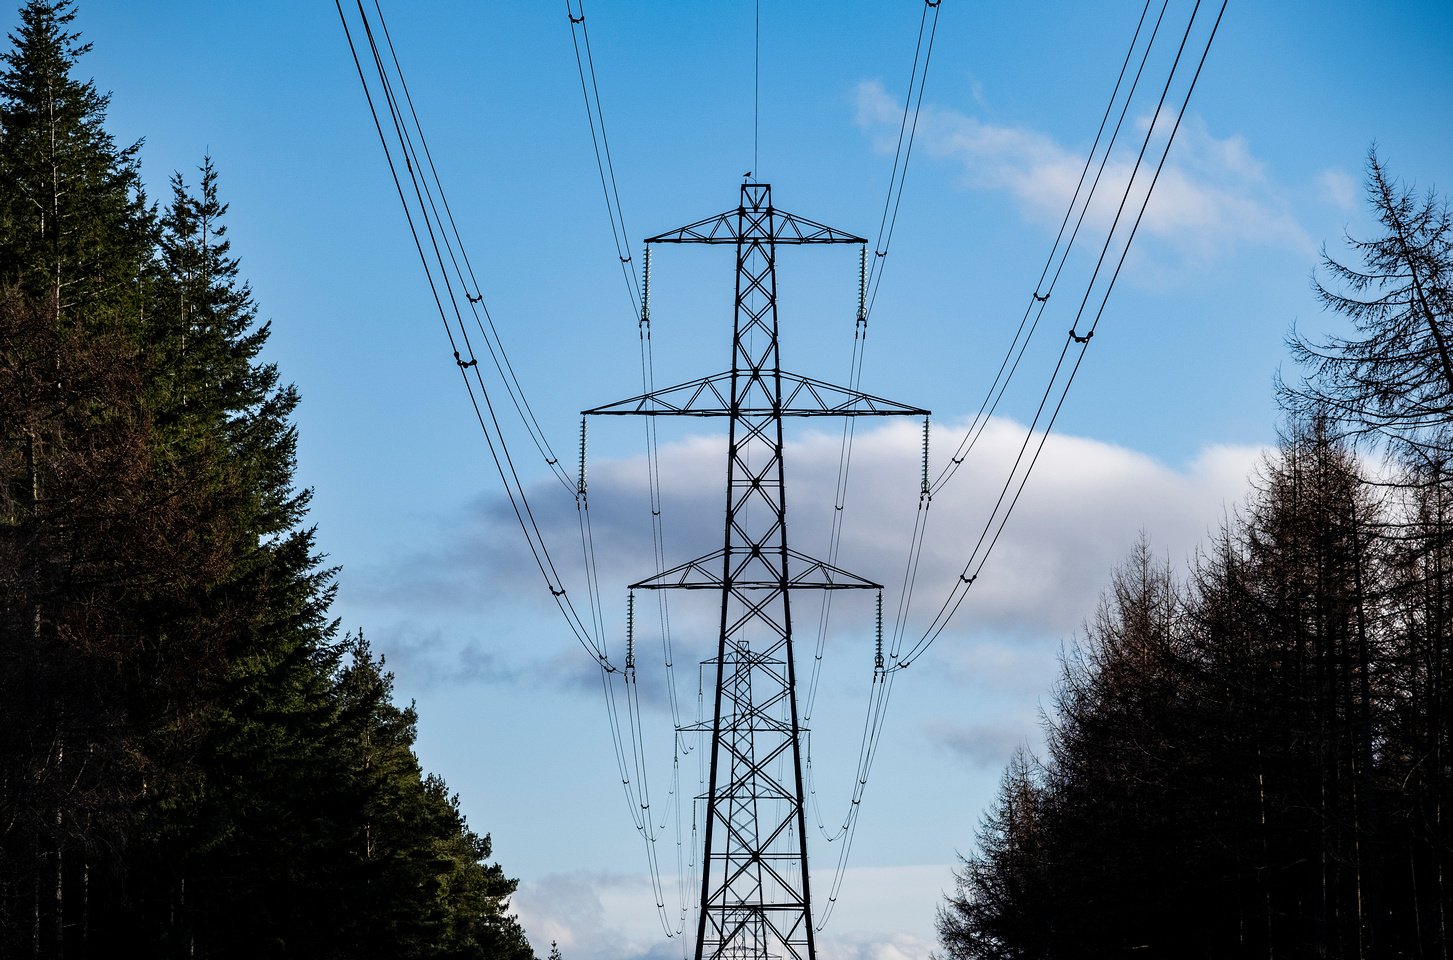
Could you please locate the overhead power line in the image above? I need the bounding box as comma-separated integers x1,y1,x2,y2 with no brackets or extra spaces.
897,0,1230,670
338,3,1230,955
564,2,696,937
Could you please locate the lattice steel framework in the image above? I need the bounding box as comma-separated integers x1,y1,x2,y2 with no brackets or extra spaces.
586,183,926,960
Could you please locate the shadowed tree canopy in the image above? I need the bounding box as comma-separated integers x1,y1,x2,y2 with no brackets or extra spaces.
0,2,539,957
942,159,1453,959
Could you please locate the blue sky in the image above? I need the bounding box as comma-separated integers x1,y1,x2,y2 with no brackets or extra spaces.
38,2,1453,957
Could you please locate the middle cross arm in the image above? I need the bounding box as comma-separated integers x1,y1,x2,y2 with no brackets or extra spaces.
584,370,929,418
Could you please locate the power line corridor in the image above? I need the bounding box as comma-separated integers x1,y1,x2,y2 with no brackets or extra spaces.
334,3,1227,957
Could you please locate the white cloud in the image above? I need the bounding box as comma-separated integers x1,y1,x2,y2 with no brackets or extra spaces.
926,717,1036,770
365,418,1262,676
1317,167,1359,211
514,871,680,960
854,80,1311,265
514,865,953,960
819,931,940,960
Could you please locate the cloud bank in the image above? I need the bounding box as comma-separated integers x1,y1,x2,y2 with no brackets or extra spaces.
359,417,1261,694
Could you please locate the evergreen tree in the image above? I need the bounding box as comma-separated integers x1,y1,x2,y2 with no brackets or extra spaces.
0,0,150,317
333,634,535,960
0,4,225,948
0,281,227,954
1,3,539,956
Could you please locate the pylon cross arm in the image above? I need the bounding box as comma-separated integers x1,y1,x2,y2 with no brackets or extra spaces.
585,370,928,418
630,548,882,591
646,207,865,246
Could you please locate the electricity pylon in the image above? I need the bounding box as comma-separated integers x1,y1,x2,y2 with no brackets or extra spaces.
585,183,927,960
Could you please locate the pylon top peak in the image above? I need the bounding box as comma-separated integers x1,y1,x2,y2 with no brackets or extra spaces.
647,184,863,246
742,181,771,211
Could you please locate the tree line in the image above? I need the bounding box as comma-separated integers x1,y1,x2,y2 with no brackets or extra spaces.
938,158,1453,957
0,2,535,957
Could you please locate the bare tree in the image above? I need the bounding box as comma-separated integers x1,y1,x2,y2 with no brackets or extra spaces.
1282,152,1453,463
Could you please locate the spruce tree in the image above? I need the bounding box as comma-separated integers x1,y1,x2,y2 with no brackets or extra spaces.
1,4,540,956
0,0,149,318
937,750,1050,960
0,2,207,949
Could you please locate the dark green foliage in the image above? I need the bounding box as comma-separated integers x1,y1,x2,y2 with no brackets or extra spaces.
332,635,535,960
0,0,150,316
0,3,535,957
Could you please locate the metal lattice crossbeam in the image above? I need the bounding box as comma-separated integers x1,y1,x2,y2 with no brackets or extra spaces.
645,184,865,246
630,549,882,592
582,370,927,418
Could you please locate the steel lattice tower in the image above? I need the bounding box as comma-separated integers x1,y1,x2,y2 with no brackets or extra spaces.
586,183,926,960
